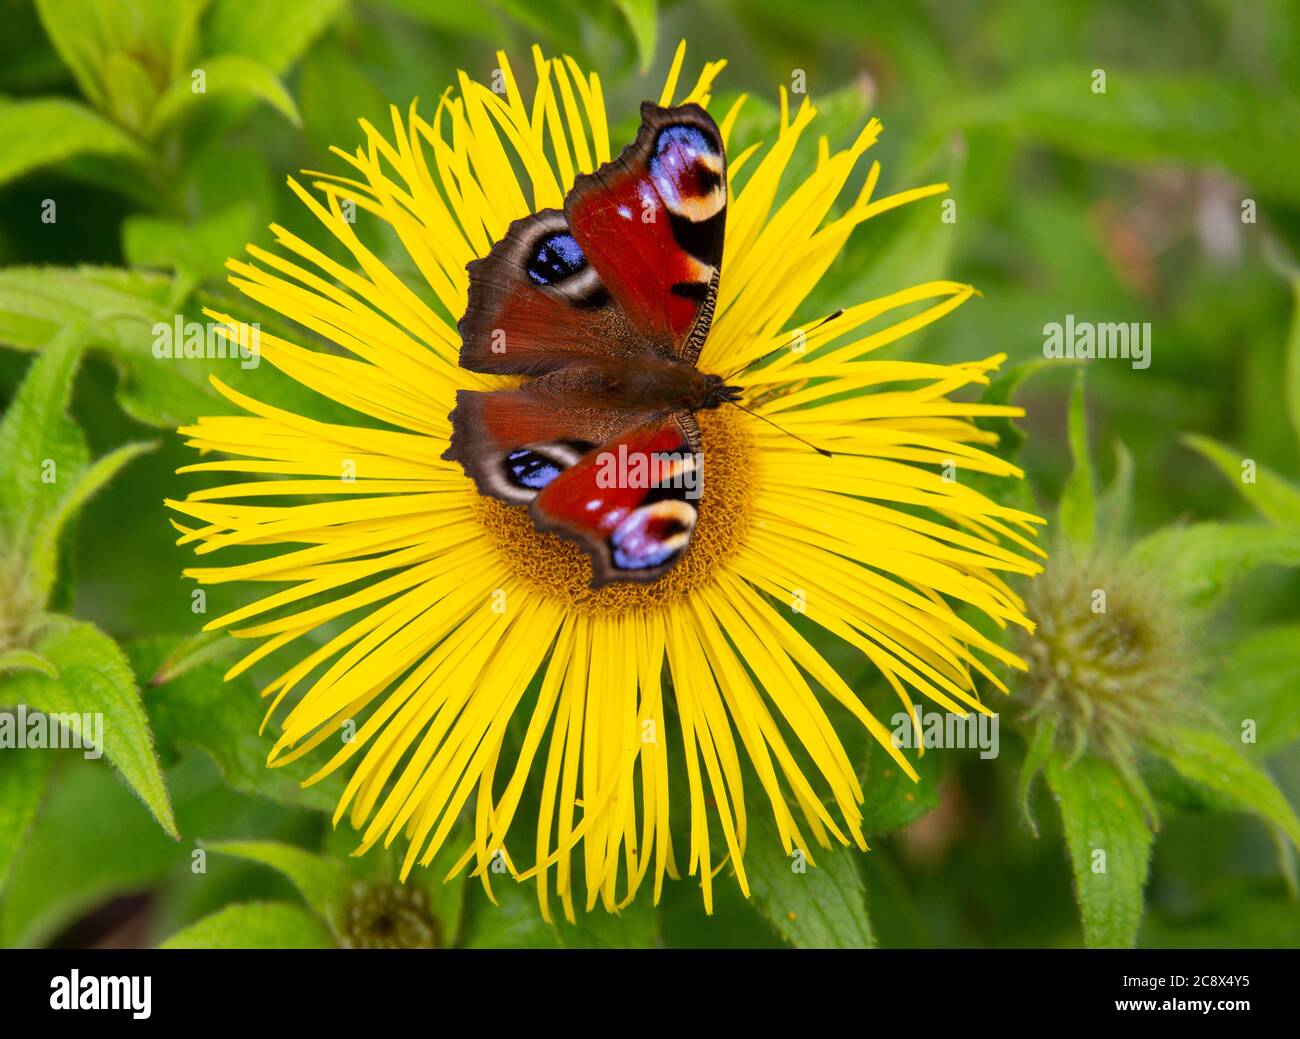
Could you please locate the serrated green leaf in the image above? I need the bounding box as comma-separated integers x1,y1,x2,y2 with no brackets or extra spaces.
159,900,334,949
613,0,657,71
205,839,354,930
0,747,52,896
745,812,875,948
1184,433,1300,526
1045,753,1153,948
1150,726,1300,850
4,618,176,838
1211,624,1300,755
128,636,343,812
1125,523,1300,610
1058,370,1096,549
0,649,56,678
145,54,299,138
0,99,150,188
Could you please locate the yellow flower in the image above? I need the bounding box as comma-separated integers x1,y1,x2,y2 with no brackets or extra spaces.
168,42,1043,921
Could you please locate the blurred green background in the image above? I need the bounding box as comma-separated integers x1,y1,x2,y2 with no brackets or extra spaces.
1,0,1298,949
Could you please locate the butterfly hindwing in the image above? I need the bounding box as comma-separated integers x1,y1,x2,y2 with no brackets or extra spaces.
457,103,727,376
531,413,703,587
445,388,702,586
444,387,652,504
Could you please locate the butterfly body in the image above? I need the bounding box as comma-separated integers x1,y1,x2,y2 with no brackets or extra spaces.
445,101,734,587
522,360,740,413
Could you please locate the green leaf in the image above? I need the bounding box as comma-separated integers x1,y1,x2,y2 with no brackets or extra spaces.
1095,438,1135,538
1058,370,1096,549
34,0,208,112
0,265,342,429
129,636,343,812
0,649,57,678
0,323,88,548
1184,433,1300,526
1286,274,1300,452
29,441,155,603
1125,523,1300,610
0,99,149,188
0,266,199,428
1017,714,1057,836
858,723,942,834
205,0,349,75
1150,726,1300,850
745,813,875,948
952,68,1300,205
1,758,185,946
557,895,656,948
123,202,254,281
4,618,176,838
1045,753,1153,948
613,0,657,72
458,877,562,948
975,356,1061,461
144,54,299,138
0,748,52,896
100,50,159,132
159,901,335,949
143,630,238,686
1211,624,1300,755
205,839,354,930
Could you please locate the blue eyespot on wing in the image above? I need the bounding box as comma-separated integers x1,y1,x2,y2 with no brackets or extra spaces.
526,232,587,286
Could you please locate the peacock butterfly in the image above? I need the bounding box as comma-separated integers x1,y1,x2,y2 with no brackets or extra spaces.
444,101,742,587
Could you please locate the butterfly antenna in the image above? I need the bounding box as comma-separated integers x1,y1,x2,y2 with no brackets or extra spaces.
721,398,834,457
720,308,845,382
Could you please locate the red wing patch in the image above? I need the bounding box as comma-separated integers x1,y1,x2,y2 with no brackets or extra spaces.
530,414,702,586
